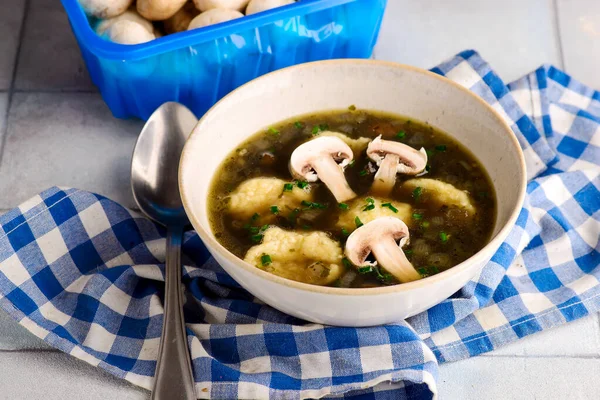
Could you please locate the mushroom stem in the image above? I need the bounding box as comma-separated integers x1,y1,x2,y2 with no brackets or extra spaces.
370,236,421,283
311,156,356,203
371,153,400,195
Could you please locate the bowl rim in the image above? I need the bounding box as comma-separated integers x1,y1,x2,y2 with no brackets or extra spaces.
179,58,527,297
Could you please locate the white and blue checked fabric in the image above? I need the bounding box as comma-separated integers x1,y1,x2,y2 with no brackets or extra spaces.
0,50,598,399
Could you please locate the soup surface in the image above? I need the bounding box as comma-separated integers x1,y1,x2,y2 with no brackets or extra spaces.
208,109,496,288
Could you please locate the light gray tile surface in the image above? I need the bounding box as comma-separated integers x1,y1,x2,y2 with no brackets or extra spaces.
484,313,600,357
0,92,8,141
0,0,25,90
0,93,142,209
0,309,53,350
14,0,95,91
439,356,600,400
0,352,148,400
375,0,563,83
557,0,600,89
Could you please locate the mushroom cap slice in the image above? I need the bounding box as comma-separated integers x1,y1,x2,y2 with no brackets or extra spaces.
367,135,428,175
345,217,421,283
289,136,357,203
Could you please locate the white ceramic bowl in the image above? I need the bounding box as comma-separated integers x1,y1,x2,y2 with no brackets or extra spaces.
179,59,526,327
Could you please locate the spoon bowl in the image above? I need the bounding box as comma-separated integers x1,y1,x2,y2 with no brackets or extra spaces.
131,102,198,400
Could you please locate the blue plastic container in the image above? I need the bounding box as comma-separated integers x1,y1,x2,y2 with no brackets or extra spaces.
61,0,387,120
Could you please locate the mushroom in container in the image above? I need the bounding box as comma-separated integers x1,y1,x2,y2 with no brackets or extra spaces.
246,0,295,15
289,136,357,203
367,135,428,195
345,217,421,283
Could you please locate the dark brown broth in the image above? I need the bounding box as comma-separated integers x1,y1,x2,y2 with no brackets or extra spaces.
208,109,496,287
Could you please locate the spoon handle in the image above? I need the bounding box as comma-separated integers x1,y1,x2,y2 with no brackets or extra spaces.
151,225,196,400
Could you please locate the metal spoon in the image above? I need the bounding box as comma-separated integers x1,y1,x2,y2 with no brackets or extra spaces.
131,102,198,400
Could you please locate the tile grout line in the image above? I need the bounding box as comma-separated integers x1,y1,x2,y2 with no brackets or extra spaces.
0,349,61,354
0,0,30,167
552,0,566,70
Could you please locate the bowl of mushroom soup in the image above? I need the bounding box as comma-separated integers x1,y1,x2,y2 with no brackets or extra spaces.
179,59,526,327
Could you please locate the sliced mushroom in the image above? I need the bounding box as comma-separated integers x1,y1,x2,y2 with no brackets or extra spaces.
345,217,421,283
366,135,427,195
289,136,356,203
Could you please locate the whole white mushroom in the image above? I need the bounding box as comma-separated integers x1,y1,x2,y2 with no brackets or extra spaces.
193,0,250,12
79,0,133,19
96,9,154,36
246,0,295,15
187,8,244,30
137,0,188,21
105,19,156,44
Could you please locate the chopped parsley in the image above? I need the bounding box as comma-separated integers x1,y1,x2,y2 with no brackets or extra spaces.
358,266,372,274
270,206,279,214
359,169,369,177
348,160,356,167
363,204,375,211
435,144,447,151
283,183,294,192
354,216,364,228
429,265,439,274
396,131,406,139
362,198,375,211
251,213,260,222
417,267,429,277
439,231,449,243
301,200,327,210
294,121,304,129
348,105,357,111
311,124,329,135
412,213,423,220
296,180,309,189
412,186,423,202
261,254,272,266
302,224,311,230
377,272,394,284
341,227,350,237
338,203,349,210
421,221,430,228
405,249,413,255
426,149,434,157
250,234,264,243
381,202,398,213
287,208,301,225
342,257,353,269
268,127,280,136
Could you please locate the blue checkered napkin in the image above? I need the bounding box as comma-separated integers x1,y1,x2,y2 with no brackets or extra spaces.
0,51,598,400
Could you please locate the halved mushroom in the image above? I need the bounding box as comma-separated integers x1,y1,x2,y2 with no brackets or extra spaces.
367,135,428,195
289,136,356,203
345,217,421,283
